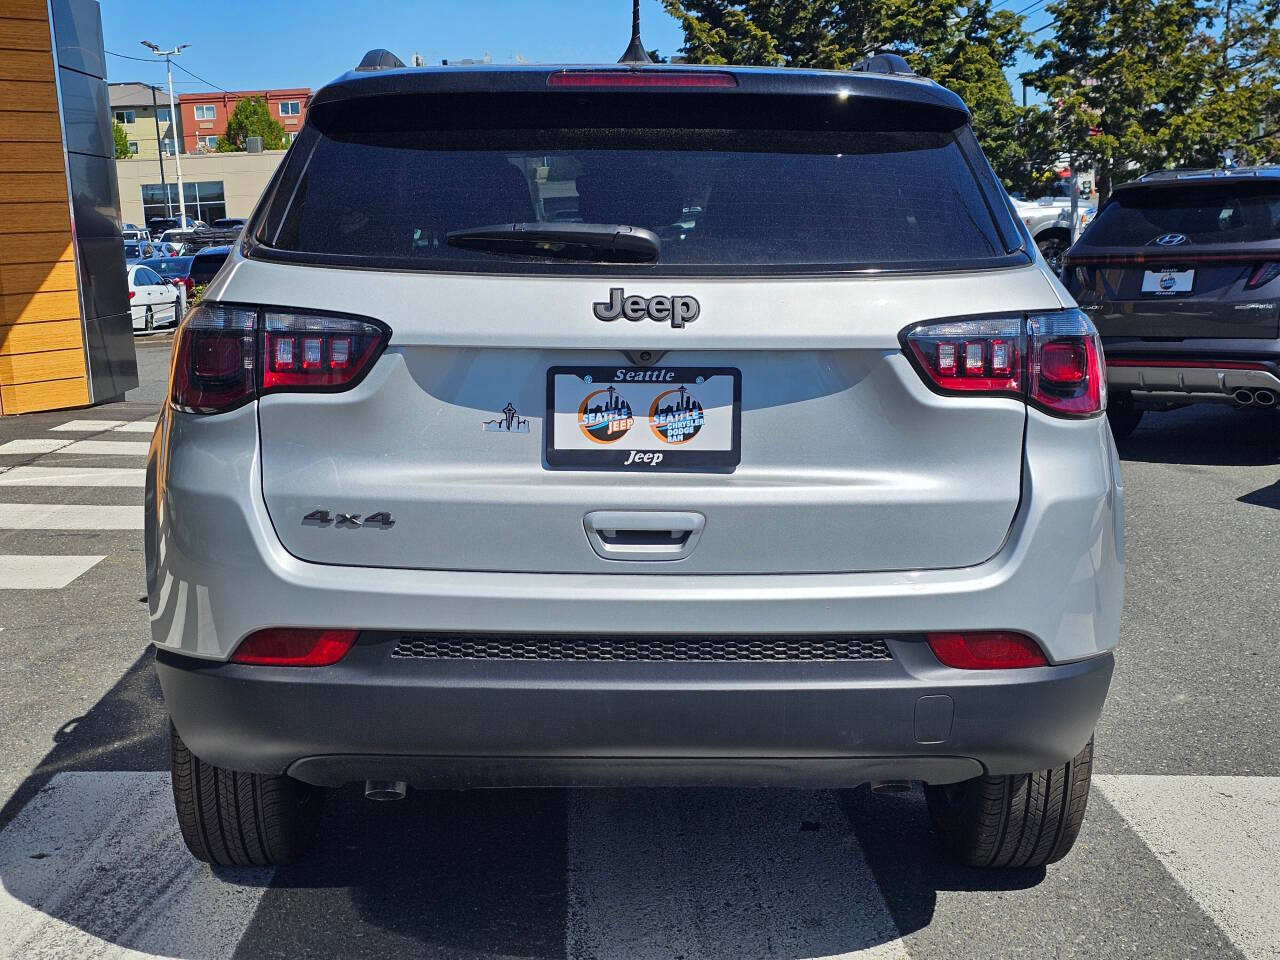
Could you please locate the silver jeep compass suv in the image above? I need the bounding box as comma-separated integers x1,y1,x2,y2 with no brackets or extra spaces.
145,52,1124,869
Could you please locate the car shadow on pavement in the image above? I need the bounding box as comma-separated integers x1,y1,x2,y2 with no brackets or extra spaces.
1116,405,1280,467
1238,479,1280,510
0,650,168,835
1,652,1050,959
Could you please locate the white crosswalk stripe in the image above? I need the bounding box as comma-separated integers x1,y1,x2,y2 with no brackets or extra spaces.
55,440,151,457
1097,775,1280,960
0,467,145,488
0,504,143,530
0,439,71,455
112,421,156,433
49,420,129,432
0,772,272,960
0,555,105,589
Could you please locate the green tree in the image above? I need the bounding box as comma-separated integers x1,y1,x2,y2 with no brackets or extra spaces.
216,96,285,152
112,120,131,159
662,0,1043,189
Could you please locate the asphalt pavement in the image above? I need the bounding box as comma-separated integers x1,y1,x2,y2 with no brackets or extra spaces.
0,334,1277,959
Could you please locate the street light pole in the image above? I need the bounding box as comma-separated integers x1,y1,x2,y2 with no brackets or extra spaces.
142,41,190,228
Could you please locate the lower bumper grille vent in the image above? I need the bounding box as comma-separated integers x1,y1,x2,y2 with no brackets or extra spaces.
390,632,892,663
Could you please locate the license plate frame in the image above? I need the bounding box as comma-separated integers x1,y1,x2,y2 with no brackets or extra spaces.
545,366,741,471
1141,268,1195,296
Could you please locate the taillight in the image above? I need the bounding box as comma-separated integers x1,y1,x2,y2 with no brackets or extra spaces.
547,70,738,89
926,631,1048,669
128,290,135,299
170,302,389,414
1244,262,1280,291
230,628,359,666
903,309,1105,418
260,309,387,392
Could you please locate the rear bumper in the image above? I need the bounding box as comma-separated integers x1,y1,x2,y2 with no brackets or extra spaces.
155,641,1113,788
1105,353,1280,403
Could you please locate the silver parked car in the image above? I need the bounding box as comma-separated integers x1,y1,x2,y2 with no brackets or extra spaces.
146,53,1123,869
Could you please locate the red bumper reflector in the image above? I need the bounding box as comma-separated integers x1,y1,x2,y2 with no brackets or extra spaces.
926,631,1048,669
230,628,359,667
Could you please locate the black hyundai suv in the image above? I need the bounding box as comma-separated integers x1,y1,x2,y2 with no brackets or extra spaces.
1063,167,1280,437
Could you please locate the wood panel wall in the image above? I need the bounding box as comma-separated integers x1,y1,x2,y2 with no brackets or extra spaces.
0,1,89,414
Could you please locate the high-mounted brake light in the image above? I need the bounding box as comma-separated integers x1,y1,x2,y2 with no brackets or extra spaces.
903,309,1105,418
547,70,738,89
230,628,359,666
926,631,1048,669
170,303,389,414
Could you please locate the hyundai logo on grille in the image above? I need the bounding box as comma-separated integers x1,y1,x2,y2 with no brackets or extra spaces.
1153,233,1188,246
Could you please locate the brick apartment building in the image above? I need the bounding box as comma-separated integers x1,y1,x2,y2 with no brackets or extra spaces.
177,88,310,153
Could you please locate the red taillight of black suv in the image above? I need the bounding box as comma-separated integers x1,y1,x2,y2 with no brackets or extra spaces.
170,303,390,414
902,309,1106,417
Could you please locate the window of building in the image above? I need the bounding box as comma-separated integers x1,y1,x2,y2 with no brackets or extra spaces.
194,104,216,120
160,139,175,156
113,110,135,125
287,131,299,144
127,141,139,155
197,135,219,150
141,180,226,224
157,107,171,123
279,100,300,116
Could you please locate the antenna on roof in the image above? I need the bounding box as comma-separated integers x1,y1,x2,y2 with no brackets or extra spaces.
618,0,653,64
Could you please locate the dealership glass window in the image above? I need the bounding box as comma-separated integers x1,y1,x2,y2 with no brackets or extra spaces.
194,104,216,120
279,100,300,116
141,180,227,224
113,110,135,124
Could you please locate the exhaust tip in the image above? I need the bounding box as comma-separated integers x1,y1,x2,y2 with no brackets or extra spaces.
1253,389,1276,407
870,780,914,796
1233,388,1256,405
364,779,407,801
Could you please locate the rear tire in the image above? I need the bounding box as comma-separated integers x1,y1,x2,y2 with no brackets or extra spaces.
925,736,1093,869
170,721,322,866
1106,398,1143,441
144,306,154,332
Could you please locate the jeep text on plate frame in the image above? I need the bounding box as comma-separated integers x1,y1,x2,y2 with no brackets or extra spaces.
545,367,741,470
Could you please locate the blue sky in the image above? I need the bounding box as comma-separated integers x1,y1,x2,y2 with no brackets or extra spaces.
102,0,687,92
101,0,1047,102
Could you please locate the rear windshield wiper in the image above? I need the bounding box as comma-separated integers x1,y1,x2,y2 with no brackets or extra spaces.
446,222,660,264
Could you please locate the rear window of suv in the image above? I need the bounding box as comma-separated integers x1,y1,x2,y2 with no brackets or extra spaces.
253,118,1022,274
1084,181,1280,247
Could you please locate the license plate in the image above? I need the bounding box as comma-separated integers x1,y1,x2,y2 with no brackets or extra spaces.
546,366,741,470
1141,268,1194,295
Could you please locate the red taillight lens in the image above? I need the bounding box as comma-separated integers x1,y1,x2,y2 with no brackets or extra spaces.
904,310,1104,418
128,290,135,299
170,303,389,414
260,309,388,392
547,70,738,89
926,631,1048,669
1245,262,1280,291
1028,311,1105,417
170,304,257,413
230,628,359,666
905,317,1023,396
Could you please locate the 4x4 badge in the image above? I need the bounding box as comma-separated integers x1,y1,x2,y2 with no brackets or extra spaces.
593,288,699,328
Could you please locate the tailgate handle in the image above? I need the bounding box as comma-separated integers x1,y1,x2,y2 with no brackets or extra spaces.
583,511,705,561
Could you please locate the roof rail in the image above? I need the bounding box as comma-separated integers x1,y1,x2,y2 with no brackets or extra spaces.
851,53,915,76
356,49,406,72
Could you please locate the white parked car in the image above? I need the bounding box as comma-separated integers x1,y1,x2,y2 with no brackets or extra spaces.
128,263,185,333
